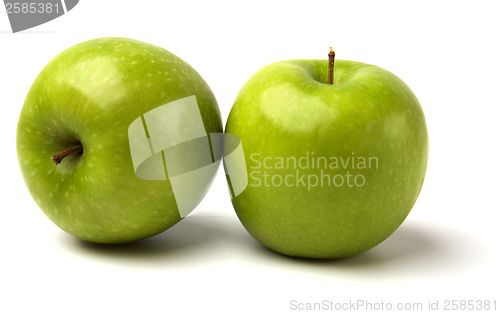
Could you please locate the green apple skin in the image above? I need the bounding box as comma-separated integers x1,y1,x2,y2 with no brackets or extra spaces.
226,59,428,259
17,38,222,243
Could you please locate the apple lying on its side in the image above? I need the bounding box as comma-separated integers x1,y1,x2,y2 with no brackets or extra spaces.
17,37,222,243
225,50,428,258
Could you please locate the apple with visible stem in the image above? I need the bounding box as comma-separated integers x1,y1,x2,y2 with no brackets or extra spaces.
17,37,222,243
225,49,428,259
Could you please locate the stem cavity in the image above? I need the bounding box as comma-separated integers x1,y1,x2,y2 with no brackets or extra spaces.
51,144,83,165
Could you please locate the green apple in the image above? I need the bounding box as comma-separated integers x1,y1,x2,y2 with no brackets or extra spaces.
225,52,428,258
17,37,222,243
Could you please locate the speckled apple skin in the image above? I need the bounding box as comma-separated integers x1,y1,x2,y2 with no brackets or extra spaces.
226,59,428,259
17,38,222,243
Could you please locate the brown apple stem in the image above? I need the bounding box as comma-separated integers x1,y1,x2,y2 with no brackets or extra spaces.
51,144,83,165
327,47,335,85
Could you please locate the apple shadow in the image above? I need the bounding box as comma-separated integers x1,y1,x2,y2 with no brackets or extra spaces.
55,213,486,275
248,221,486,276
54,212,251,265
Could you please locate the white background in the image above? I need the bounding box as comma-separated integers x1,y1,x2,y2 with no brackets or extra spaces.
1,1,499,313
